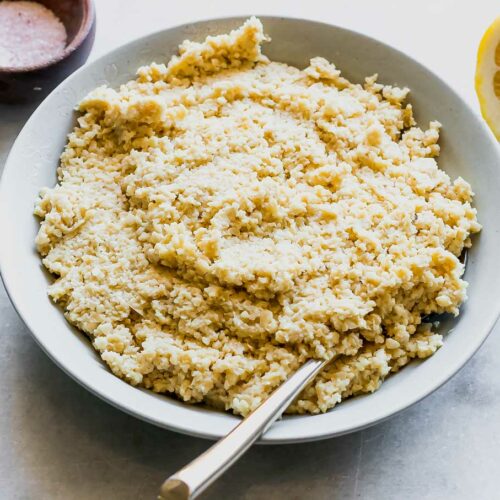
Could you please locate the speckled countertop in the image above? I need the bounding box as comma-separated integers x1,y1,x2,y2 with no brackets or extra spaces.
1,1,499,498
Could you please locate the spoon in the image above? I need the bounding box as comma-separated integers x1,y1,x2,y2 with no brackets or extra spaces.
159,248,469,499
158,357,329,500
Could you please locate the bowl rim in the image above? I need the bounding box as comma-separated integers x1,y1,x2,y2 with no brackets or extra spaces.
1,14,500,444
0,0,96,74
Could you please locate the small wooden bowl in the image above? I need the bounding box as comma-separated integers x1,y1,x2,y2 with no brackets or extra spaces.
0,0,96,103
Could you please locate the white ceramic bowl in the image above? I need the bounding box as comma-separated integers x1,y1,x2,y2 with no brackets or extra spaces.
1,16,500,443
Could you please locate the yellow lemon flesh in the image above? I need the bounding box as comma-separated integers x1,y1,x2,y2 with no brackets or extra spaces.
476,16,500,140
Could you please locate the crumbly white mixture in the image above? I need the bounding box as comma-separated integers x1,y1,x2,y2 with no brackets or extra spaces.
35,18,480,416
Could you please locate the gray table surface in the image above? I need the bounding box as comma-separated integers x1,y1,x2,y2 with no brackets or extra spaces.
2,2,500,498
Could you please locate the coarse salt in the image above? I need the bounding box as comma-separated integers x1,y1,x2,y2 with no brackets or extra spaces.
0,1,66,68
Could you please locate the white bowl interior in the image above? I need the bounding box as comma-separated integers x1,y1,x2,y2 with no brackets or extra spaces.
1,16,500,443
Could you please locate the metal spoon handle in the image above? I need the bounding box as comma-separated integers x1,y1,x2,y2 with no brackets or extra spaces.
159,358,327,500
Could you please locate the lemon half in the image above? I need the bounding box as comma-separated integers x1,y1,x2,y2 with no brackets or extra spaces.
475,16,500,140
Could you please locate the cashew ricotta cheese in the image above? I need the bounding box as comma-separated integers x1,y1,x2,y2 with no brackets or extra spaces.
35,18,480,416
